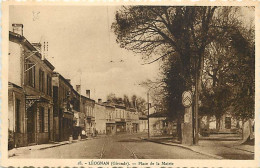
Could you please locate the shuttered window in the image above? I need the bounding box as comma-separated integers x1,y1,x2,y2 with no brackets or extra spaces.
25,60,35,87
39,107,44,133
15,99,21,133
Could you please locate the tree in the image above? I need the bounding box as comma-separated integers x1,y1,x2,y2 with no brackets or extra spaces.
112,6,255,141
199,7,255,130
113,6,217,84
106,93,147,112
113,6,218,141
123,94,131,108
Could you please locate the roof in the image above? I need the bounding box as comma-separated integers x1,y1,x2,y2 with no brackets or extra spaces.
139,115,148,120
81,95,95,103
115,104,126,109
9,31,55,71
43,59,55,71
129,108,137,112
8,82,22,89
149,112,168,118
53,72,74,89
103,102,115,108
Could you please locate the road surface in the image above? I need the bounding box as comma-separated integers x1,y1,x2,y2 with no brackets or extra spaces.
11,133,213,159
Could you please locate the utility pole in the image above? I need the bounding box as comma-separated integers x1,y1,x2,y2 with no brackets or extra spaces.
194,62,199,145
147,92,150,139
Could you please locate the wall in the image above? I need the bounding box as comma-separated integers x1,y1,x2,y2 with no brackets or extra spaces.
139,120,148,132
149,117,166,136
8,86,27,148
9,41,22,86
95,103,106,134
200,113,241,132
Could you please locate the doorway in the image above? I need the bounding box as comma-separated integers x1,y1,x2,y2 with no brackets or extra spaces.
27,107,35,144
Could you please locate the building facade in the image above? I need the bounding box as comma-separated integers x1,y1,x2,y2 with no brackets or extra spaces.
94,100,106,134
125,109,132,133
130,108,140,133
139,115,148,133
52,72,75,141
83,96,95,136
9,26,55,147
115,104,126,133
105,103,116,135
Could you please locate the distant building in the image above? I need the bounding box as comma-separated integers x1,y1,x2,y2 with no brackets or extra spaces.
129,108,139,133
82,93,95,136
71,88,82,139
139,114,148,133
200,111,242,133
94,99,106,134
125,109,132,133
115,104,126,133
148,112,168,136
105,103,116,135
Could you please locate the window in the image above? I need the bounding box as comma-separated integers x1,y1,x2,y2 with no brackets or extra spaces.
44,109,49,132
15,99,21,133
25,60,35,87
39,69,44,92
225,117,231,129
39,106,44,133
47,75,52,96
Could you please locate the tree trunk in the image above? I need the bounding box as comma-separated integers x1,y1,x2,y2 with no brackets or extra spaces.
242,119,244,140
177,117,182,142
216,117,221,132
206,115,210,130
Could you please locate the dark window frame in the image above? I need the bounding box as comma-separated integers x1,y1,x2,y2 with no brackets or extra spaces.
15,99,21,133
39,106,45,133
47,75,52,96
39,69,45,92
26,60,35,88
225,117,231,129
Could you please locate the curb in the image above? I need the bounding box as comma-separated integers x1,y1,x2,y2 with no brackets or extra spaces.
224,145,254,154
39,142,70,150
39,139,88,150
140,137,223,160
9,139,88,157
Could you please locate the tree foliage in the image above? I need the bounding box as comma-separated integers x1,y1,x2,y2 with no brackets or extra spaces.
106,93,146,112
112,6,255,123
199,7,255,122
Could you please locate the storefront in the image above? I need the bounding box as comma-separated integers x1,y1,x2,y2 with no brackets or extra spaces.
116,122,126,133
106,123,116,135
26,96,54,145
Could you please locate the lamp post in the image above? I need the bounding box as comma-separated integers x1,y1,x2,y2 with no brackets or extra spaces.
137,83,153,139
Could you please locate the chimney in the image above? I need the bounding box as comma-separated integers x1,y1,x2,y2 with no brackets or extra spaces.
86,90,90,98
98,99,102,104
76,85,81,93
66,79,71,84
12,24,23,36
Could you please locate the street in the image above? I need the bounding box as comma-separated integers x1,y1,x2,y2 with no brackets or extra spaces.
11,133,213,159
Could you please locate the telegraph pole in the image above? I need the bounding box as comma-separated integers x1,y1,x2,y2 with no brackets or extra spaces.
147,92,150,139
194,70,199,145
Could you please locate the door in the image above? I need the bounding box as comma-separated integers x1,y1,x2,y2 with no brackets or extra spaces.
27,107,35,144
48,108,51,141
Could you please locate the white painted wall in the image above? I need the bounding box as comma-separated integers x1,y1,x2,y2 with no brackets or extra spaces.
9,41,22,86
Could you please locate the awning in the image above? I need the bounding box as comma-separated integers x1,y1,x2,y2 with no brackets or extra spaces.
63,112,74,119
25,95,51,110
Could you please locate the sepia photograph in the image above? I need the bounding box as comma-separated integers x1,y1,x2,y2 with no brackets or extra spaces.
1,2,259,167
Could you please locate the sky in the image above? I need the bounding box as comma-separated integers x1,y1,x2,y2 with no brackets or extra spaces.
9,5,160,102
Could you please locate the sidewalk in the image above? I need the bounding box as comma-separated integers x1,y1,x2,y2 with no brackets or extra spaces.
140,134,254,160
8,138,87,158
